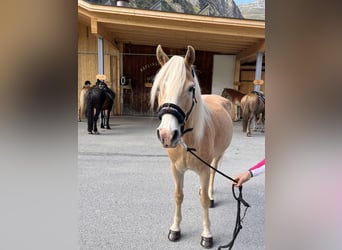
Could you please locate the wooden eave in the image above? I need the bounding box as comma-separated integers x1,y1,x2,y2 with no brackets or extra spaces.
78,0,265,62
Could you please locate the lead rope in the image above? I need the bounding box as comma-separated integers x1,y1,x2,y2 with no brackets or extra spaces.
179,141,250,250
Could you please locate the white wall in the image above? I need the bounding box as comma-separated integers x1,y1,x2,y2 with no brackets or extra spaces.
212,54,236,95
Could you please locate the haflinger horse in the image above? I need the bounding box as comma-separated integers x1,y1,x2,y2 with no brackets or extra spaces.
150,45,233,248
85,80,115,134
221,88,245,121
240,91,265,137
78,80,92,122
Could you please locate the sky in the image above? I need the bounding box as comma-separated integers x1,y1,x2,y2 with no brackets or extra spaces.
234,0,255,4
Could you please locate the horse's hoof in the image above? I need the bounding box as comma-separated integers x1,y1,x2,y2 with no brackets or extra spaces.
247,132,251,137
209,199,215,208
88,131,93,134
100,125,105,128
106,126,111,129
201,236,213,248
168,230,181,242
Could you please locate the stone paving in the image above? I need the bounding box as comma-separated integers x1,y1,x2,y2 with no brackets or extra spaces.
78,116,265,250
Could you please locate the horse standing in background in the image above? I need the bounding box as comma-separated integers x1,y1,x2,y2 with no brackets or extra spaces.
85,80,115,134
240,91,265,136
151,45,233,248
95,80,116,129
221,88,245,121
78,80,92,122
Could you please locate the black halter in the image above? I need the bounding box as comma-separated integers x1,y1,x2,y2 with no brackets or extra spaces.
157,78,197,136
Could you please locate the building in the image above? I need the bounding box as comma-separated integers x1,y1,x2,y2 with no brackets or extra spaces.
78,0,265,116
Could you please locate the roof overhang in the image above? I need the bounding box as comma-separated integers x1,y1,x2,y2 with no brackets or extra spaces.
78,0,265,64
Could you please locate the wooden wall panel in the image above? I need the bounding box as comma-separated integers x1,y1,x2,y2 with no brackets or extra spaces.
78,22,120,115
238,70,265,94
122,44,213,116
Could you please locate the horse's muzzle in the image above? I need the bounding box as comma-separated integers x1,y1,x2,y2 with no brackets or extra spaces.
157,128,180,148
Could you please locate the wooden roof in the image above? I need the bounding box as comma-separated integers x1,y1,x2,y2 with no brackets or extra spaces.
78,0,265,63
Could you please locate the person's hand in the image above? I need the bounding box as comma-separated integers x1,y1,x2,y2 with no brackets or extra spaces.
234,171,252,187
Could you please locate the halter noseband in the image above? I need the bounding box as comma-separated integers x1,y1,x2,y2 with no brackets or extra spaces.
157,103,186,125
157,83,197,136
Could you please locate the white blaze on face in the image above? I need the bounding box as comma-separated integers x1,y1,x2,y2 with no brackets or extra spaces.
157,114,181,148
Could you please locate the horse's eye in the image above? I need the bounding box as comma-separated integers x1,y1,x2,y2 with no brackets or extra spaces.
188,85,195,92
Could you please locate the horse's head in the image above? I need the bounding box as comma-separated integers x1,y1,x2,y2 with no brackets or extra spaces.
96,79,108,90
151,45,199,148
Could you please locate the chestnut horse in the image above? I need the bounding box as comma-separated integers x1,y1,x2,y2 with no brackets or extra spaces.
221,88,245,121
150,45,233,248
240,91,265,136
78,81,92,122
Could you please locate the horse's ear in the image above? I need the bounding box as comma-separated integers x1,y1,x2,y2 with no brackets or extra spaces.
184,45,195,66
156,45,169,66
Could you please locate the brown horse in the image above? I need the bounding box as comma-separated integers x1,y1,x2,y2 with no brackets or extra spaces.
240,91,265,136
221,88,245,121
150,45,233,248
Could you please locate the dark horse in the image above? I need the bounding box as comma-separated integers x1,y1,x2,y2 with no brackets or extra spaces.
240,91,265,137
85,80,115,134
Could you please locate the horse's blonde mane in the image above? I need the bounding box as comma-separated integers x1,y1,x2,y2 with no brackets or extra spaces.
151,56,211,143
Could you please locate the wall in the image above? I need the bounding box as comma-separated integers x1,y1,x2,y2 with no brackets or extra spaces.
212,55,236,95
239,70,265,94
78,21,121,115
121,44,214,116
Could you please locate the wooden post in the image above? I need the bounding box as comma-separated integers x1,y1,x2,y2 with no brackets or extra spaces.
234,58,241,90
97,36,104,75
254,51,263,91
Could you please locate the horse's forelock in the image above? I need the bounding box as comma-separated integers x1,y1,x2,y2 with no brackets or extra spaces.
151,56,186,108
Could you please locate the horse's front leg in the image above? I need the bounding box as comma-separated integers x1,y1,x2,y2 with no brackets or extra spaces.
78,107,81,122
200,168,213,248
208,157,221,208
233,104,239,121
168,165,184,242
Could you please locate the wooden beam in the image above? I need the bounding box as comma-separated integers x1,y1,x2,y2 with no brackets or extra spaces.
78,0,265,55
91,17,97,34
78,1,265,38
236,40,265,61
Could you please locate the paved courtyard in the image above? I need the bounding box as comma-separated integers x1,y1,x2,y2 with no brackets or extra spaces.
78,116,265,250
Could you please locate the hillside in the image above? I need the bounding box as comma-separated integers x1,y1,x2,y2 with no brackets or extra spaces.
128,0,243,18
237,0,265,20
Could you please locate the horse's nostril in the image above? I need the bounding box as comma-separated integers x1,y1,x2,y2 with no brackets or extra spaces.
157,129,161,140
171,130,179,143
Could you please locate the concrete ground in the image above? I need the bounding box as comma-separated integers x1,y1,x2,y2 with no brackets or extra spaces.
78,116,265,250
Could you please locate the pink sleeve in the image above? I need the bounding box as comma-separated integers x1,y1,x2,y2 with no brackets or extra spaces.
249,159,265,171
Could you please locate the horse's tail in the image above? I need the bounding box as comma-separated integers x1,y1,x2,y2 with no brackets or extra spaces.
79,89,87,120
241,96,249,132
